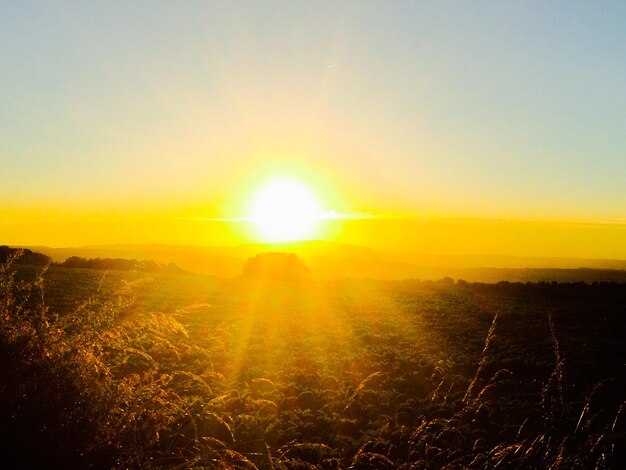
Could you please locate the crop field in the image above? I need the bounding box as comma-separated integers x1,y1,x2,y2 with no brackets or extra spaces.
1,262,625,468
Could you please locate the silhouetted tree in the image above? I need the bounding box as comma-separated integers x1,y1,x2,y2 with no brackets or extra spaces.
0,246,50,266
56,256,185,273
241,252,311,282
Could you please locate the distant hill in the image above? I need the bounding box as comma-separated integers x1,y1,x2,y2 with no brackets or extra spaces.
27,244,243,277
20,242,626,283
382,252,626,270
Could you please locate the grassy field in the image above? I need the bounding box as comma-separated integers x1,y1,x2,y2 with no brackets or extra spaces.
1,262,625,468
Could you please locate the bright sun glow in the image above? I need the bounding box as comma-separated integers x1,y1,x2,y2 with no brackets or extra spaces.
248,179,323,242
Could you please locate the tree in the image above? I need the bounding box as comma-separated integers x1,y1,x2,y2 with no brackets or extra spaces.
0,246,50,266
240,252,311,282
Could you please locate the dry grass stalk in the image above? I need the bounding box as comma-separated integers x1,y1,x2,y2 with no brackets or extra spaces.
548,312,566,408
464,313,498,403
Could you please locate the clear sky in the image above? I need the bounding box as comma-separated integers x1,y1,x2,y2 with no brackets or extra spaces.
1,2,625,255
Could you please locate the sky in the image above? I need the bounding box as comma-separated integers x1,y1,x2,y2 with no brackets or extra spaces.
1,2,625,256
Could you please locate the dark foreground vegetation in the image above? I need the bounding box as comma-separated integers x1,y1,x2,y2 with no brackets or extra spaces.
1,256,625,468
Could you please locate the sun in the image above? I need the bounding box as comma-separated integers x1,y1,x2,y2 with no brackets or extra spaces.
247,178,323,242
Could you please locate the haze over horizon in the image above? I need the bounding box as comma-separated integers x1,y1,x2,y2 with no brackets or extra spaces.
2,2,625,258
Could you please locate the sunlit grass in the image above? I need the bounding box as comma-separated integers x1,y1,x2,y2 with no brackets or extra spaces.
1,257,624,468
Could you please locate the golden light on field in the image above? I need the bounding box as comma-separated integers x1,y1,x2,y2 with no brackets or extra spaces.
247,178,326,242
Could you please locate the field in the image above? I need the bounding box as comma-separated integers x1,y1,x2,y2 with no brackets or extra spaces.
1,261,625,468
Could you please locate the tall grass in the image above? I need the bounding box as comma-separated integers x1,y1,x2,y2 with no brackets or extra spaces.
0,255,237,468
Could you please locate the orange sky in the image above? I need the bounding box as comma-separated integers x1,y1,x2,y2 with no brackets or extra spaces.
1,3,625,258
3,211,626,260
